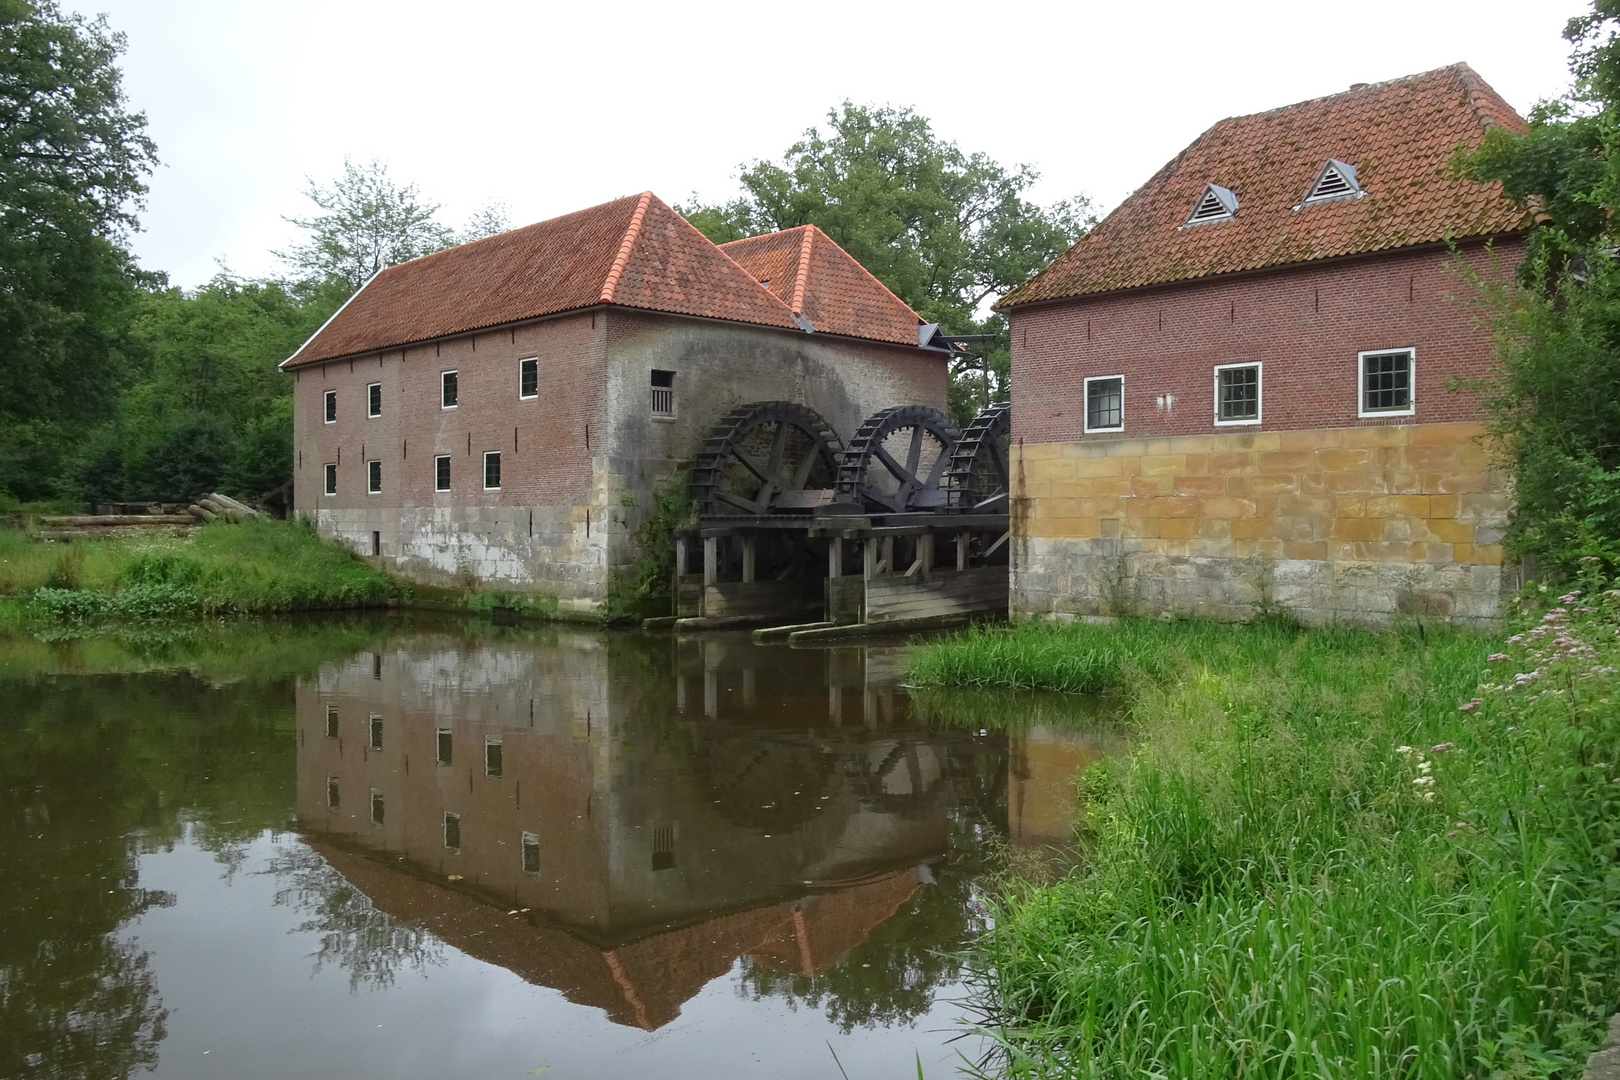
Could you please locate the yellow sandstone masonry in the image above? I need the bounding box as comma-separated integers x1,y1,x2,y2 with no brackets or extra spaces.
1013,423,1512,627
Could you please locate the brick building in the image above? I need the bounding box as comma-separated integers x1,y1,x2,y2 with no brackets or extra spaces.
282,193,948,606
1000,64,1531,626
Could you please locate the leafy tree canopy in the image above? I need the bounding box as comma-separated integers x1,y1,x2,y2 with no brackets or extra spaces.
278,157,510,295
0,0,154,435
1462,1,1620,572
681,104,1090,423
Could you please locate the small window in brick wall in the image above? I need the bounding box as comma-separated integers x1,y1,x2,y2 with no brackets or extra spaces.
651,370,675,418
370,791,385,826
1084,376,1124,433
326,777,340,811
367,382,381,417
369,714,383,750
521,831,541,874
436,728,452,766
483,451,501,491
442,370,458,409
325,704,338,738
1214,363,1262,425
652,822,677,871
324,389,336,424
443,812,461,851
435,455,451,492
367,459,382,494
1359,349,1414,416
485,738,503,778
520,357,538,399
324,463,337,496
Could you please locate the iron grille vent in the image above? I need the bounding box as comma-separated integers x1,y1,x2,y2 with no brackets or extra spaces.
1299,160,1362,207
1183,183,1238,227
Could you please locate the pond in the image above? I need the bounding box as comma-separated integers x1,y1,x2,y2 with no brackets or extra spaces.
0,619,1121,1080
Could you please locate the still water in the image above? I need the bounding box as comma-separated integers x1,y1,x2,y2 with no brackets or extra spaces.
0,621,1118,1080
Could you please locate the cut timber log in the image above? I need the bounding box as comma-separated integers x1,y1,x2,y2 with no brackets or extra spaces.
37,515,195,528
189,504,218,522
675,611,819,632
786,612,984,645
751,621,834,642
208,492,258,517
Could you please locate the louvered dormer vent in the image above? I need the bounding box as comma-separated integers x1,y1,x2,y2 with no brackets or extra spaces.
1297,159,1363,207
1182,183,1238,227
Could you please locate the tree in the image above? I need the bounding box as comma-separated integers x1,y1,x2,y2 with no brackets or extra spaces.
278,158,455,294
1463,1,1620,572
0,0,156,499
681,103,1090,422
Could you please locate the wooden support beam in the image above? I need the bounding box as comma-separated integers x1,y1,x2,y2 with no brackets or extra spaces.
741,535,756,584
827,537,842,579
863,538,877,581
703,535,718,587
957,531,969,571
985,529,1011,558
881,536,894,575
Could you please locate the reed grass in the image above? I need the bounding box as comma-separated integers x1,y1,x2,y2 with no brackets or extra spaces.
0,518,400,624
917,608,1620,1078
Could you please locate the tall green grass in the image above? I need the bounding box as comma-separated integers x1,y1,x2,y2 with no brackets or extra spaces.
0,518,400,623
917,611,1620,1078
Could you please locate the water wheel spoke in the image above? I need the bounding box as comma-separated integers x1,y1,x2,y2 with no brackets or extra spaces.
873,445,918,489
790,435,827,490
987,438,1009,488
766,421,790,479
903,426,924,476
717,488,765,513
731,450,772,485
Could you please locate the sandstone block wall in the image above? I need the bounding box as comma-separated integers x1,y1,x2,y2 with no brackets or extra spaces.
1013,422,1511,627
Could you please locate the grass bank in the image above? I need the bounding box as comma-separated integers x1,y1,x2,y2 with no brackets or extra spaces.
0,518,401,627
913,608,1620,1077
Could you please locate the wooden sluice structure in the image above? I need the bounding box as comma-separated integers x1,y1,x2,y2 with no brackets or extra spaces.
665,400,1011,643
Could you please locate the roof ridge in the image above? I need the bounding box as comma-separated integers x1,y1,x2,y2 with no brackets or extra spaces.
600,191,654,303
790,225,815,315
1213,62,1483,130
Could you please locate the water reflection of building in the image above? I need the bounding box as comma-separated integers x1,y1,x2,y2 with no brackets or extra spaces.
297,632,1027,1029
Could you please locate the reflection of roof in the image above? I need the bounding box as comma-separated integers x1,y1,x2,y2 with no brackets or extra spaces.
284,193,801,367
721,226,926,347
1001,64,1530,308
305,837,921,1031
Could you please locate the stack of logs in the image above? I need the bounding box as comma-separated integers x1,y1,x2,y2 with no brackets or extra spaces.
31,493,259,541
187,492,259,524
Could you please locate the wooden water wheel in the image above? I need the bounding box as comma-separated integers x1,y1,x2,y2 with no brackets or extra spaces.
837,405,962,512
690,401,843,516
946,400,1011,511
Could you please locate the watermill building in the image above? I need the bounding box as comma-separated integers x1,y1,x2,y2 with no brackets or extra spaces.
282,193,952,607
1000,64,1531,626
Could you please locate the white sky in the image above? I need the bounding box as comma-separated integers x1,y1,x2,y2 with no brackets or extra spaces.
72,0,1576,289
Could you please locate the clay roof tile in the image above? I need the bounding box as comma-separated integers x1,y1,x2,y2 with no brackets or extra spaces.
999,63,1532,309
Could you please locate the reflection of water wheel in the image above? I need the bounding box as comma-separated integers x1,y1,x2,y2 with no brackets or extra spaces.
691,402,843,516
837,406,962,513
946,401,1011,511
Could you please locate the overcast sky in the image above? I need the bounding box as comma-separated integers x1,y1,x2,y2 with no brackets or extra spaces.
72,0,1576,290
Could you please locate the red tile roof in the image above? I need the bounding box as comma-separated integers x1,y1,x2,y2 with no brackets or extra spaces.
721,225,926,347
1000,64,1532,309
284,193,807,367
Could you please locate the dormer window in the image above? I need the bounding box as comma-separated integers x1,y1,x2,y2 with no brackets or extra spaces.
1298,159,1363,207
1183,184,1238,227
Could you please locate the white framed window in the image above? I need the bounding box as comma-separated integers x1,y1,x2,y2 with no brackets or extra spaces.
369,714,383,750
434,454,451,492
1083,375,1124,433
1359,349,1415,417
436,728,452,766
484,738,503,778
1214,362,1262,426
324,389,336,424
441,370,458,409
483,451,501,491
519,357,538,399
367,459,382,494
325,703,338,738
650,369,675,418
367,382,381,417
323,463,337,496
521,831,540,874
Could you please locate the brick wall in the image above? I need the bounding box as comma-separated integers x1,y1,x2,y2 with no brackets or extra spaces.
1008,240,1522,443
289,306,948,602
